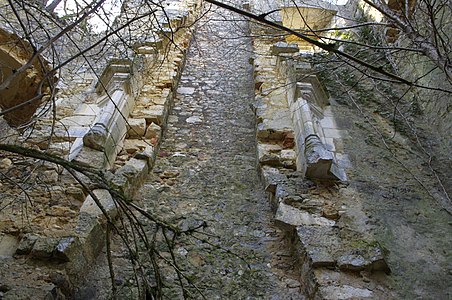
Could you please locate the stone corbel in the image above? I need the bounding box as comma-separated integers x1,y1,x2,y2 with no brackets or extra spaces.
292,82,342,181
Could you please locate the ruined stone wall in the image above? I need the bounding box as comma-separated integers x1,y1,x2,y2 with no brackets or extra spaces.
249,3,393,298
0,0,202,297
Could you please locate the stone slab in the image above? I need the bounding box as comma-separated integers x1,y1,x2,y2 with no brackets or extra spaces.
80,189,117,221
276,202,336,226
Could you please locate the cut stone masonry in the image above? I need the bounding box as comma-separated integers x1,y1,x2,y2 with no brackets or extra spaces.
250,1,392,298
0,0,202,297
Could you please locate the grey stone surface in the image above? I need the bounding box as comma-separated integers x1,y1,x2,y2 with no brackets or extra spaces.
276,202,336,226
320,285,373,299
0,234,18,258
15,234,38,255
80,189,117,221
31,237,59,259
272,42,299,55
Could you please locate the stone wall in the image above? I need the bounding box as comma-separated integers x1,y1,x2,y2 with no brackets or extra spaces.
250,2,393,299
0,0,202,297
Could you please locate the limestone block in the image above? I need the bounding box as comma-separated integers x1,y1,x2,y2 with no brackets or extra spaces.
323,128,343,139
127,118,146,138
54,126,90,142
65,186,86,202
31,237,59,259
257,117,292,142
296,225,339,268
324,137,336,151
337,243,390,273
258,143,282,166
59,115,95,127
41,170,59,183
73,146,106,169
150,96,167,105
320,116,336,129
75,213,104,262
335,153,352,169
47,142,72,156
134,145,156,168
261,166,286,193
80,189,117,221
276,203,335,227
123,139,152,154
111,158,148,196
74,104,100,116
304,135,335,179
131,105,166,125
82,125,107,151
54,236,82,262
47,205,77,218
0,234,19,258
69,138,84,161
280,149,296,160
271,42,299,55
144,122,161,139
16,234,38,255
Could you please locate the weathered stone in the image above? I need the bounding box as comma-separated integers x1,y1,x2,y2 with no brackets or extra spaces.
59,115,95,127
177,86,195,94
276,203,335,226
144,122,161,139
65,186,86,202
0,234,19,258
83,124,108,151
134,145,156,168
304,135,336,179
47,206,77,218
75,213,104,263
0,158,12,169
261,166,286,193
74,104,100,116
307,246,336,268
320,285,373,299
131,105,166,125
47,142,71,156
296,225,341,268
16,234,38,255
54,236,82,262
256,112,293,141
127,118,146,138
123,139,152,154
337,254,368,271
80,189,117,221
322,205,340,220
271,42,299,55
186,115,203,124
41,170,59,184
73,147,106,169
342,243,390,273
31,237,59,259
111,158,148,196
